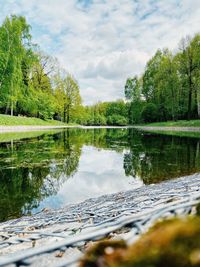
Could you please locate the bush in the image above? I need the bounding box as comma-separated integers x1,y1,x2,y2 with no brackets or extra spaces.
141,103,158,122
107,115,128,126
94,114,107,126
129,101,144,124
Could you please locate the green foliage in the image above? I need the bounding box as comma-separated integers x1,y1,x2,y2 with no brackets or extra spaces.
125,34,200,124
141,103,158,122
125,76,141,101
129,101,144,124
54,73,82,123
107,114,128,126
77,100,128,126
0,15,32,115
0,15,82,124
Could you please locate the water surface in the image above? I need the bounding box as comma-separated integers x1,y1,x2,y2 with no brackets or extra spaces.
0,128,200,221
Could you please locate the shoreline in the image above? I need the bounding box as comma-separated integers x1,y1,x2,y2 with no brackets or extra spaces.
0,125,135,133
134,125,200,132
0,124,200,133
0,125,78,133
0,173,200,266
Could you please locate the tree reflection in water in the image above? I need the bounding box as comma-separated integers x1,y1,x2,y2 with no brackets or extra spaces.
1,128,200,221
124,129,200,184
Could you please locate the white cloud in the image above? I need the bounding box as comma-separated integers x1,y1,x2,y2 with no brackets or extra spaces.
1,0,200,104
52,146,143,205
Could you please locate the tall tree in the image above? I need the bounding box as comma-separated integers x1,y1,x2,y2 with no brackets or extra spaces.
0,15,32,115
125,76,141,102
142,49,163,103
54,73,82,123
178,36,200,120
155,50,180,120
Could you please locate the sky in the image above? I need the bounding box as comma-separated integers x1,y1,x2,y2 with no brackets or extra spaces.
1,0,200,105
35,146,143,210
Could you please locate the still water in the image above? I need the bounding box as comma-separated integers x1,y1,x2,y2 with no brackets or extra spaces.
0,128,200,222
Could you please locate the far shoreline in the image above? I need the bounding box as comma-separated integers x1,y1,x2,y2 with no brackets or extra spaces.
1,124,200,133
133,125,200,132
0,125,133,133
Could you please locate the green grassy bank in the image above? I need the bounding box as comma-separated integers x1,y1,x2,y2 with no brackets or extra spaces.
0,114,71,126
144,120,200,127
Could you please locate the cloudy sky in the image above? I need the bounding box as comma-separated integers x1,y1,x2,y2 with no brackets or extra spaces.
1,0,200,104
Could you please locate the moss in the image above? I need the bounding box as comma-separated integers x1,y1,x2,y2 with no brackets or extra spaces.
196,203,200,216
80,217,200,267
79,240,127,267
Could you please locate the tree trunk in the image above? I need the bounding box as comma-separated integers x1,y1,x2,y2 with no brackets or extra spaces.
195,85,200,119
187,63,193,120
11,101,13,116
67,109,70,124
65,104,70,124
63,108,66,123
197,101,200,119
187,84,192,120
5,102,9,115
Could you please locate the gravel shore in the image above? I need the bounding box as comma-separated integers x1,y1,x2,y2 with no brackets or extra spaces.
0,173,200,266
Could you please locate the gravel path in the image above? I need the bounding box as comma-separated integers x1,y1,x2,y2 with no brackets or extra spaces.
0,125,200,133
0,125,76,133
0,125,132,133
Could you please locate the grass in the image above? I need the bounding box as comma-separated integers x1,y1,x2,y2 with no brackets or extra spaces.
143,130,200,139
0,129,64,143
0,114,74,126
144,119,200,127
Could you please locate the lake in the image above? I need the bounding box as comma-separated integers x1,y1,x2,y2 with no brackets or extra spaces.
0,127,200,222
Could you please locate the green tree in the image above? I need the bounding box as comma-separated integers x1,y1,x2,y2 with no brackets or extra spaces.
125,76,143,124
125,76,141,102
142,49,163,103
177,36,200,120
0,15,32,116
54,73,82,123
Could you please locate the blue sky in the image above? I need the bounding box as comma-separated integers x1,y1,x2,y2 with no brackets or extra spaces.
1,0,200,104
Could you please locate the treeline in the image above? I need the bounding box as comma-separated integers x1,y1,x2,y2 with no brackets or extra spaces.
125,34,200,123
0,15,82,122
77,100,128,126
0,15,129,125
6,15,200,126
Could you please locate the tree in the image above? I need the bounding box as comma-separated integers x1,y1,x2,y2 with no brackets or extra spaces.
177,36,200,120
142,49,163,103
125,76,141,102
30,51,58,93
125,76,143,124
0,15,32,116
124,35,200,123
155,49,180,120
141,103,158,122
54,73,82,123
191,34,200,118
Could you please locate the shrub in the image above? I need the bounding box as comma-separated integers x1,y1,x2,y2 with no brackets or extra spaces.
107,115,128,126
141,103,158,122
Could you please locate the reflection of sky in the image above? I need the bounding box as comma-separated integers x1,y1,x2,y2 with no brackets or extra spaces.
35,146,144,212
